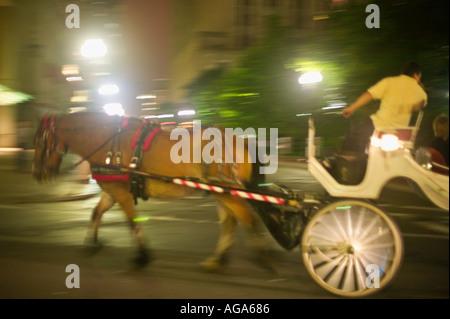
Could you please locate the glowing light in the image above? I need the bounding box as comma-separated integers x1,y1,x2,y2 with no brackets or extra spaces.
371,136,381,148
98,84,119,95
145,114,174,119
81,39,107,58
296,113,312,117
61,64,79,76
66,76,83,82
380,134,399,151
103,103,124,116
177,110,196,116
298,72,323,85
69,107,87,113
322,103,347,110
136,94,156,100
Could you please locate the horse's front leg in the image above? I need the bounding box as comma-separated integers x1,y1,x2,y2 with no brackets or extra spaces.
85,192,115,246
113,187,152,267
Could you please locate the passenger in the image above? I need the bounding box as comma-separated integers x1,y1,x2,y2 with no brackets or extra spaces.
429,113,449,166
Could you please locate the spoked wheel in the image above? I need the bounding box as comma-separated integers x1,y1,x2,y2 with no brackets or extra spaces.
301,200,403,298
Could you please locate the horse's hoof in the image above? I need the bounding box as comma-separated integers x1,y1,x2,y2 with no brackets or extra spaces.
200,257,225,273
132,250,153,268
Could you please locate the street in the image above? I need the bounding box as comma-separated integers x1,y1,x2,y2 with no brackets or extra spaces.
0,161,448,301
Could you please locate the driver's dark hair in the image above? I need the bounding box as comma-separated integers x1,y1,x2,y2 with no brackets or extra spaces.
401,62,422,77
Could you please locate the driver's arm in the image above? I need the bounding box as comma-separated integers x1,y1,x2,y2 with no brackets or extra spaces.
342,91,373,118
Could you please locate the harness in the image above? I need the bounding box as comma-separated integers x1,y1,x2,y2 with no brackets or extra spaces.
90,117,161,204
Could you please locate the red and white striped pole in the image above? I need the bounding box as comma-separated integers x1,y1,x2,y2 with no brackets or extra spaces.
172,178,290,206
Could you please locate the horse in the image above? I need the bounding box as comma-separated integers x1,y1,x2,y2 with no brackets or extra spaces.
32,112,277,271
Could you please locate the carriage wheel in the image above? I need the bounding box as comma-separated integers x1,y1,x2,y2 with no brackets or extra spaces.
301,200,403,298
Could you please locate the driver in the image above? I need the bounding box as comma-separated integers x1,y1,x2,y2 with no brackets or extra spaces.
339,62,427,153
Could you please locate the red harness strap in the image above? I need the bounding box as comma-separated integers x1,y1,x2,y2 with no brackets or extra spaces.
91,173,130,182
131,121,162,150
131,121,146,150
143,125,162,151
91,120,161,183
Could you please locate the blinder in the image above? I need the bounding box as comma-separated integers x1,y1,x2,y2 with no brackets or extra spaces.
36,114,67,166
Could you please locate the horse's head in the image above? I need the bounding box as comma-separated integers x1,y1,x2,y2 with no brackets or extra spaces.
32,114,67,183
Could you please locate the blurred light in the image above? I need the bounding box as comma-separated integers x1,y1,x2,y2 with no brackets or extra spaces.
81,39,107,58
69,107,87,113
322,103,347,110
66,76,83,82
298,72,323,85
103,103,124,116
178,110,196,116
70,95,89,103
145,114,174,119
371,134,400,151
61,64,79,76
137,94,156,99
178,121,194,128
371,136,381,148
70,90,89,103
296,113,312,117
0,85,33,105
98,84,119,95
93,72,111,76
141,102,157,105
313,15,329,20
380,134,399,151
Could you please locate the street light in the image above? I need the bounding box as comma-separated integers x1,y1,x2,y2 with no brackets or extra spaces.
103,103,124,116
81,39,107,58
298,71,323,85
98,84,119,95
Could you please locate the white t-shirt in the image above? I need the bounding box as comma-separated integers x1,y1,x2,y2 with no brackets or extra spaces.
368,74,427,128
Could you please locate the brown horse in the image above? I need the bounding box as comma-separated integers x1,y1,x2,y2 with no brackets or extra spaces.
32,112,276,270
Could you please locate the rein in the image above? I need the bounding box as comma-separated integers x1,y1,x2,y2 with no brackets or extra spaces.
60,128,127,173
38,114,134,174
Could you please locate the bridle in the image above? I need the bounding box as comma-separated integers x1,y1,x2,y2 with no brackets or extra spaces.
35,114,67,168
35,113,135,174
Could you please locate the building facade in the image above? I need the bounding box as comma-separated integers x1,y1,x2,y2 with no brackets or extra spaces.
168,0,334,105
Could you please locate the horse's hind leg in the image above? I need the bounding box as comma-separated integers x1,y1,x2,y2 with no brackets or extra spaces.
203,195,277,274
85,192,115,246
201,202,237,272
